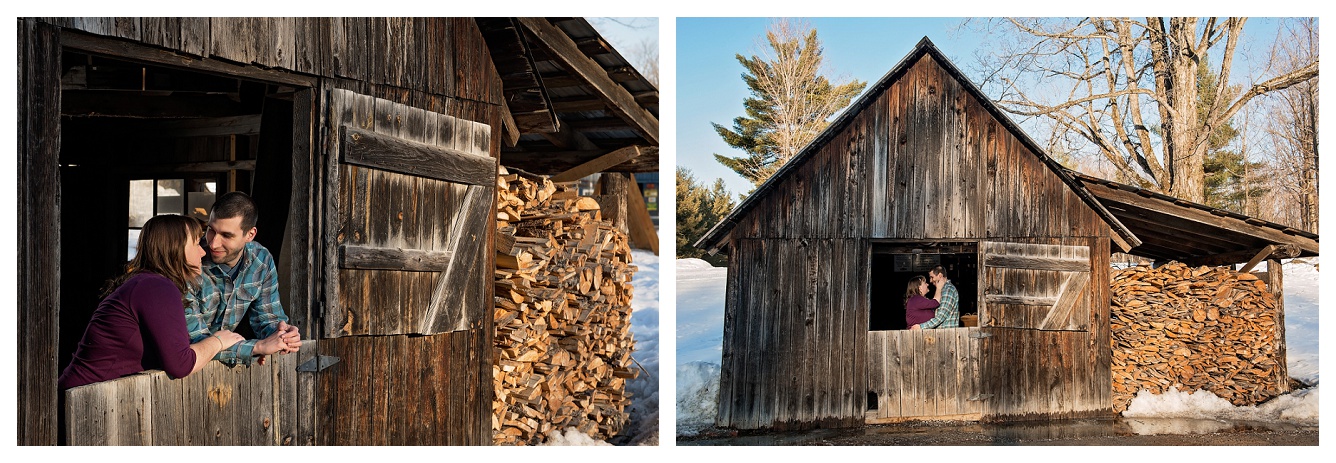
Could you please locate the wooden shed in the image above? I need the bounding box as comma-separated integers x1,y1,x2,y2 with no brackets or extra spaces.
17,17,657,445
696,37,1316,431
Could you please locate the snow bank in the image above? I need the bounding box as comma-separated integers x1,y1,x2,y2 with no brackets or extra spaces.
675,258,728,366
676,361,721,436
541,428,614,446
621,249,660,445
1122,386,1319,428
674,258,730,435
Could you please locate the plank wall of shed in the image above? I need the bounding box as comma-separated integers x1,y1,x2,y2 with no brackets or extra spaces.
717,238,869,430
718,54,1114,428
728,54,1107,241
22,18,506,445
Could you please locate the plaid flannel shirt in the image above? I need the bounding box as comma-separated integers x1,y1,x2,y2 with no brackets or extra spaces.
920,280,960,329
186,241,288,365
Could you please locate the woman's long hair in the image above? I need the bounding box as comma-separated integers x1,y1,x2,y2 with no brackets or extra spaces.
903,275,928,303
101,214,204,299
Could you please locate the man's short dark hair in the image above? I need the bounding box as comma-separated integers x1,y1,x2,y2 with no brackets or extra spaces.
212,191,258,231
929,266,947,278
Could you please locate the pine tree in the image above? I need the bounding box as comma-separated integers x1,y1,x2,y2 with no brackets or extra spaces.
713,20,866,186
1197,61,1268,212
677,167,735,266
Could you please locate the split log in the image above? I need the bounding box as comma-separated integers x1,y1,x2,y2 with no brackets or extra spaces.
1110,262,1283,412
491,167,639,445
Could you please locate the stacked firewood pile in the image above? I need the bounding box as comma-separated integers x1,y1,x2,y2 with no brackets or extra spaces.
1110,262,1283,412
491,168,640,445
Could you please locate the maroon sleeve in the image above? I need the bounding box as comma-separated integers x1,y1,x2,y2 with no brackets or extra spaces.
136,276,198,378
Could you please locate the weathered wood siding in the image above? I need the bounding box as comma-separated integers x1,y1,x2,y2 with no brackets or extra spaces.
41,18,501,106
322,89,496,337
718,53,1116,429
64,355,299,445
728,54,1107,242
716,238,869,430
867,328,982,422
301,331,492,445
18,18,63,445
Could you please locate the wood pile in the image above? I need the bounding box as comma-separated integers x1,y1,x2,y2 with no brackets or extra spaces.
1110,262,1283,412
491,167,640,445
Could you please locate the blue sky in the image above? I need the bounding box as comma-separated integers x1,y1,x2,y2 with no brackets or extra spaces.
675,17,1300,200
677,18,990,197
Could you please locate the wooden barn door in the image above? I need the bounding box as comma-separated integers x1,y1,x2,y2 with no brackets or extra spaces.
979,242,1091,331
978,241,1097,420
300,88,496,445
320,88,496,337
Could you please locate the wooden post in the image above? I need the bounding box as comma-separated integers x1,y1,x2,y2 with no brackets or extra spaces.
19,18,62,446
1266,258,1290,393
596,172,629,235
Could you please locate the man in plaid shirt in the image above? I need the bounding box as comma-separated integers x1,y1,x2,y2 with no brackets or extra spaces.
912,266,960,329
186,192,301,366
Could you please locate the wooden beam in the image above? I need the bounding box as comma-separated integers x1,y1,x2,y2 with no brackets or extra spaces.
625,173,658,255
61,91,251,118
62,30,317,88
517,18,658,144
1091,183,1320,255
341,126,496,186
146,114,263,137
340,245,454,272
1182,244,1301,267
539,114,599,151
70,159,256,174
982,254,1090,272
499,99,521,147
1238,245,1279,273
549,145,641,182
1267,258,1290,395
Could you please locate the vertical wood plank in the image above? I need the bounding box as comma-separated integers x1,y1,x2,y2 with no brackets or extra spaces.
19,19,61,446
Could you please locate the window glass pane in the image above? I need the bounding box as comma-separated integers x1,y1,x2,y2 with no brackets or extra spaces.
128,228,141,261
157,179,184,216
128,180,154,227
188,191,216,221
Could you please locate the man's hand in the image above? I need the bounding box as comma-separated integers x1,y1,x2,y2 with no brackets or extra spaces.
276,321,302,354
910,324,921,330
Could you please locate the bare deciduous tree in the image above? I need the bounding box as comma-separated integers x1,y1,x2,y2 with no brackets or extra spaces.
976,18,1318,202
1261,18,1319,233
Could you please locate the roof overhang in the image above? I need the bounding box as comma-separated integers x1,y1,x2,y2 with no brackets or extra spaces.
477,17,659,177
1071,171,1319,265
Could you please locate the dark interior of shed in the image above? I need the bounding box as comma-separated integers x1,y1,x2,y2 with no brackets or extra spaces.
56,52,297,374
868,243,979,331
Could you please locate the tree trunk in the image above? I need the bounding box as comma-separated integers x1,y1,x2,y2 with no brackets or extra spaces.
1164,18,1205,202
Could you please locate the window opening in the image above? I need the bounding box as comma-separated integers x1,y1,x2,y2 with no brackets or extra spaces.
869,242,979,331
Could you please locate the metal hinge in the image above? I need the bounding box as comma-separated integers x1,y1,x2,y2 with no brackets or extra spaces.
969,331,992,339
297,355,341,372
967,393,994,401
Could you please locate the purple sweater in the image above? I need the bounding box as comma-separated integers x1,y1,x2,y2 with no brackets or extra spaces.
59,273,198,390
905,295,941,327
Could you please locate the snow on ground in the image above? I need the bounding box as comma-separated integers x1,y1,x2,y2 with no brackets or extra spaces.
675,257,1321,436
675,258,729,436
619,249,660,445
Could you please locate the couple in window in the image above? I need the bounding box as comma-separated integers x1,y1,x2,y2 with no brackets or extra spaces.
60,192,301,390
902,266,960,330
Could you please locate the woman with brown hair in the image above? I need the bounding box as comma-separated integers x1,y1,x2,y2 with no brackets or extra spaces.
903,275,940,329
58,215,244,390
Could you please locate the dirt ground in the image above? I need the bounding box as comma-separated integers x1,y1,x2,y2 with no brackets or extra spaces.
677,417,1318,446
